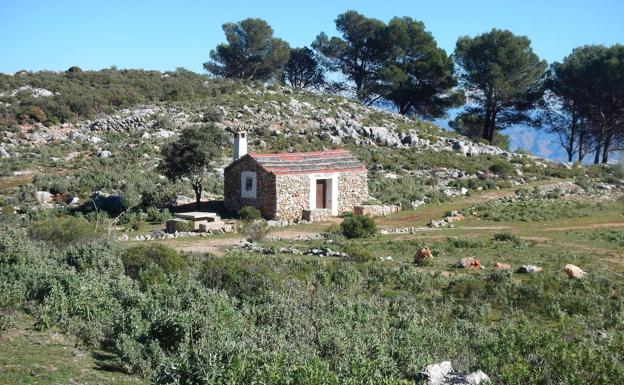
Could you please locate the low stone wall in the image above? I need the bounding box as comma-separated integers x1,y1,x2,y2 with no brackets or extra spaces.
353,204,400,217
302,209,332,222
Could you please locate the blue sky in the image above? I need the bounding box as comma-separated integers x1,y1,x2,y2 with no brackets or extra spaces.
1,0,623,73
1,0,623,161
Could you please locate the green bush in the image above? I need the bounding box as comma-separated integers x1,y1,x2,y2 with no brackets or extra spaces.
28,216,100,248
489,161,515,177
239,220,268,242
340,215,377,239
168,220,192,233
493,232,520,242
341,244,373,262
146,207,172,224
239,205,262,221
122,243,188,282
28,106,47,122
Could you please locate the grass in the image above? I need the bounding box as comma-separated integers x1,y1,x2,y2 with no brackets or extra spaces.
0,314,145,385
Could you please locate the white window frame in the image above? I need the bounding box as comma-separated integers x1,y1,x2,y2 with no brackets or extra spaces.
240,171,257,198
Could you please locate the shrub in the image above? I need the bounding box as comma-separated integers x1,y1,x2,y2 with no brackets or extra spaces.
168,219,192,233
120,212,144,231
493,232,520,242
64,241,124,275
122,243,188,282
146,207,172,224
28,216,99,248
239,220,268,242
29,106,47,122
239,205,261,221
489,161,515,177
340,215,377,239
342,244,373,262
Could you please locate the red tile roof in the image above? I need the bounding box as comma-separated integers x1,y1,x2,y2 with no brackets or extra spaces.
248,149,365,175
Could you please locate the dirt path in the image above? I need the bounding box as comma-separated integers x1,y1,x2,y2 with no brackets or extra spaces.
542,222,624,232
165,180,611,255
166,237,243,255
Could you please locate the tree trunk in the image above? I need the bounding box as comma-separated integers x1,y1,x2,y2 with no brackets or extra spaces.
578,124,587,162
567,113,576,162
482,107,492,141
601,134,611,164
593,141,601,164
487,110,497,144
192,183,202,210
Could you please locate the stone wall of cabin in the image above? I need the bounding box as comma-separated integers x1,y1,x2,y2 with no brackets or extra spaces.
338,170,369,213
273,170,369,221
274,173,310,221
224,156,277,219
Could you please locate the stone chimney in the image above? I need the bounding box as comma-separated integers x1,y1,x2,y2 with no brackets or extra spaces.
232,130,247,161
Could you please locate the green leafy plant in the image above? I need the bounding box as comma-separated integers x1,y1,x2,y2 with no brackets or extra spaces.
340,215,377,239
239,205,262,221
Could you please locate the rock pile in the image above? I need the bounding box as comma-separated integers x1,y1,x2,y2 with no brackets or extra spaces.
429,210,465,228
234,241,350,258
417,361,490,385
88,113,152,133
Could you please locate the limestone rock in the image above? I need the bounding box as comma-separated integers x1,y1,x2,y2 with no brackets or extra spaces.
35,191,52,204
465,370,491,384
564,264,586,279
413,246,433,265
417,361,490,385
456,257,482,269
418,361,454,385
495,262,511,270
517,265,543,274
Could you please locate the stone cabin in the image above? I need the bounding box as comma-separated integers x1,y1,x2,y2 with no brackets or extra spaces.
224,131,369,221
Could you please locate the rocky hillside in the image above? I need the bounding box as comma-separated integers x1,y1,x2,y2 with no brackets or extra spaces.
1,83,513,158
2,76,619,213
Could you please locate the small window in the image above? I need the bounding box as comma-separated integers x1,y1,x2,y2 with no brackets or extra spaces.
240,133,245,138
241,171,257,198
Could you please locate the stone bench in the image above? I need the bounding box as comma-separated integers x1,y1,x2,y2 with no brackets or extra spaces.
353,205,400,217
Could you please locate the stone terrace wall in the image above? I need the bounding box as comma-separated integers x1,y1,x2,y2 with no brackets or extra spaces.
338,170,369,213
224,156,277,219
274,173,310,221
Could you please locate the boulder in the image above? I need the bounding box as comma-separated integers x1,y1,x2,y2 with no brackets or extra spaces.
456,257,482,269
417,361,490,385
67,196,80,206
418,361,453,385
465,370,491,384
564,264,586,279
494,262,511,270
595,183,613,191
98,150,112,158
35,191,53,204
413,246,433,265
517,265,542,274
